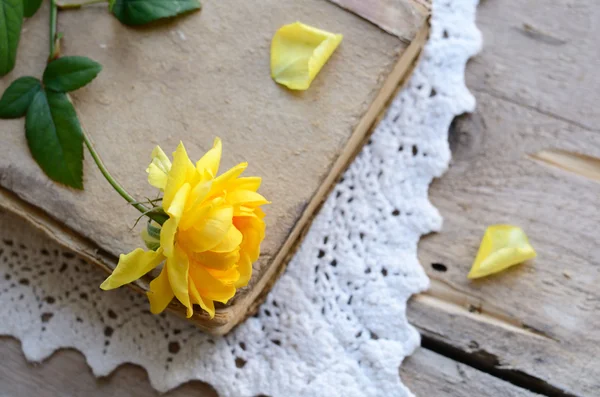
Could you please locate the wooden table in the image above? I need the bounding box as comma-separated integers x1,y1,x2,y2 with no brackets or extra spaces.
2,1,599,396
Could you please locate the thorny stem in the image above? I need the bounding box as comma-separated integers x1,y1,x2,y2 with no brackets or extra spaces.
70,96,167,226
56,0,108,10
81,132,146,213
81,129,168,226
51,4,166,226
49,0,58,60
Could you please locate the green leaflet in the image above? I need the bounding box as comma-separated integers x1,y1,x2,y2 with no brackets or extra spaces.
0,76,41,118
23,0,42,18
25,90,84,189
0,0,24,76
43,56,103,92
21,56,103,190
110,0,201,26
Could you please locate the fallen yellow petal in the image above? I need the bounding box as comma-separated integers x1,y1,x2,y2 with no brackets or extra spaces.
271,21,343,90
468,225,537,279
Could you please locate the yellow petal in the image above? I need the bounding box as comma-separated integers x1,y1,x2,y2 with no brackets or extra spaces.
189,279,215,318
179,197,220,231
235,252,253,288
209,162,247,195
233,206,256,217
229,176,262,192
163,142,196,210
227,189,270,207
147,264,174,314
147,163,168,190
211,225,243,253
167,246,192,316
255,207,266,219
145,146,172,190
468,225,537,279
151,146,172,172
160,218,177,258
185,179,212,211
196,137,222,177
189,264,236,303
160,183,191,257
206,266,240,285
234,215,266,262
191,248,240,270
166,182,191,220
271,22,343,90
179,205,234,252
100,248,164,290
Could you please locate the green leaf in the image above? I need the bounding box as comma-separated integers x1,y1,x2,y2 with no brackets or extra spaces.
43,56,103,93
23,0,42,18
0,0,24,76
0,76,41,118
110,0,201,26
26,90,84,189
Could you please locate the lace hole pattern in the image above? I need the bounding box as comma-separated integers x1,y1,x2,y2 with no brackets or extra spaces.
0,2,482,395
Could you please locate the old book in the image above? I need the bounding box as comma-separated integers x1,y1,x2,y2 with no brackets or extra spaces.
0,0,429,335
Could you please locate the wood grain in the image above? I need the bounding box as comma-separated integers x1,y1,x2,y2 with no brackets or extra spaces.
328,0,430,42
465,0,600,131
0,337,218,397
410,0,600,395
4,0,599,395
401,348,542,397
0,335,538,397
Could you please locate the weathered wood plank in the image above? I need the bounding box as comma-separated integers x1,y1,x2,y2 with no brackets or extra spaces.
409,0,600,394
1,335,540,397
0,337,218,397
465,0,600,131
412,93,600,396
401,348,542,397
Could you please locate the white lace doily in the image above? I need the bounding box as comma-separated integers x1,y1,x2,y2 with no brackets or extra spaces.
0,1,481,395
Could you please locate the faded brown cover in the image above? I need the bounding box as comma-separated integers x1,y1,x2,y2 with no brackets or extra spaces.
0,0,428,333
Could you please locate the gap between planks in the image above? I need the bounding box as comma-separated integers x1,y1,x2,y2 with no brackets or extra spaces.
414,284,577,397
420,336,578,397
418,279,559,342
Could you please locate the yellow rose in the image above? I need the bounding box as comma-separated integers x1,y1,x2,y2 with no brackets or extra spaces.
100,138,268,318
